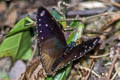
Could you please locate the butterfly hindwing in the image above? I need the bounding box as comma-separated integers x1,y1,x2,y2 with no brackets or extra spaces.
52,37,100,72
37,7,67,75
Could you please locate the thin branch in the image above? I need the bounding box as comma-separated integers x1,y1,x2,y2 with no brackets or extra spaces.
57,11,120,22
79,65,101,78
29,39,38,62
85,50,99,80
89,53,110,58
106,53,119,80
100,0,120,7
111,68,120,80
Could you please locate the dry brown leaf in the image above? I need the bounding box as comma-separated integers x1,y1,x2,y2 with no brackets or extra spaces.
5,9,17,27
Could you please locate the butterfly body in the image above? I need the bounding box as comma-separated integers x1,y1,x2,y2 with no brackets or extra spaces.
37,7,100,76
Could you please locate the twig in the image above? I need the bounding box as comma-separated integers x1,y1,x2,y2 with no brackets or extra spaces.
57,17,84,22
111,0,120,7
89,53,110,58
106,53,119,80
100,0,120,7
79,65,101,78
29,39,38,62
84,30,108,35
58,11,119,21
67,8,108,17
111,68,120,80
85,50,99,80
57,12,108,22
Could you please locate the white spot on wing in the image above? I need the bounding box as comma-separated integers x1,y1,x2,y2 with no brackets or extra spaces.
68,62,70,64
85,49,87,53
89,46,91,49
51,28,53,30
45,24,48,27
39,19,41,21
64,53,67,55
39,24,41,26
40,30,42,33
93,39,98,45
85,46,88,48
75,56,77,58
40,11,45,16
41,37,44,40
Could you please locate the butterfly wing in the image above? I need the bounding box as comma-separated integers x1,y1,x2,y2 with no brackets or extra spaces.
37,7,67,75
52,37,100,72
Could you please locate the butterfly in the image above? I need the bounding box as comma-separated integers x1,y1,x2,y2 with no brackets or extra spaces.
36,6,100,76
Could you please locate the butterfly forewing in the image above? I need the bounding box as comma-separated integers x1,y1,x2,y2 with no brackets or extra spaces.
37,7,67,75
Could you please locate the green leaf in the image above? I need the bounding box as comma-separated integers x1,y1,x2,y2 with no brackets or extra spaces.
0,73,9,80
46,77,53,80
54,64,72,80
0,17,33,61
50,9,66,28
46,64,72,80
70,21,80,28
7,17,33,37
67,22,84,44
21,48,32,60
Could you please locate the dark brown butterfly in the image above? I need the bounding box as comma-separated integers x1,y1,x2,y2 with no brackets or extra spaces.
37,7,100,76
